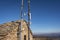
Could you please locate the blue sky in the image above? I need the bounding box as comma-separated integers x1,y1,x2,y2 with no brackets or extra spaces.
0,0,60,34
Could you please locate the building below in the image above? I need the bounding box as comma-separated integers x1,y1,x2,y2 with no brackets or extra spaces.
0,20,60,40
0,20,33,40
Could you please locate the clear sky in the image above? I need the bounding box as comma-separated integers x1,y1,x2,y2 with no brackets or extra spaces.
0,0,60,34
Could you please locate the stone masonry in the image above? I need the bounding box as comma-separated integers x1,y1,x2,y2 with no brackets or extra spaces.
0,20,33,40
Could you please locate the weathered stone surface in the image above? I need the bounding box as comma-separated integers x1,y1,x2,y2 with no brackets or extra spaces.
0,21,18,40
0,20,33,40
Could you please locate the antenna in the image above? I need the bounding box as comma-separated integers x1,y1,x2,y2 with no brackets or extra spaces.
21,0,24,20
18,0,24,40
28,0,31,40
20,0,24,40
18,0,31,40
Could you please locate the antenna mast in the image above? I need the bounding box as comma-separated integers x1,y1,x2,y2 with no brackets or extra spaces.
18,0,24,40
21,0,24,20
28,0,31,40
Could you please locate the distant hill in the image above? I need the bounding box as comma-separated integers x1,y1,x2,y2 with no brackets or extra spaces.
33,33,60,38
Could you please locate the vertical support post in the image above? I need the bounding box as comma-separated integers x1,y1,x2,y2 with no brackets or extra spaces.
21,0,24,20
28,0,31,40
18,0,24,40
20,0,24,40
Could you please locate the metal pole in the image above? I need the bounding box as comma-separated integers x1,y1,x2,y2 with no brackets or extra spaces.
21,0,24,20
18,0,24,40
28,0,30,40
